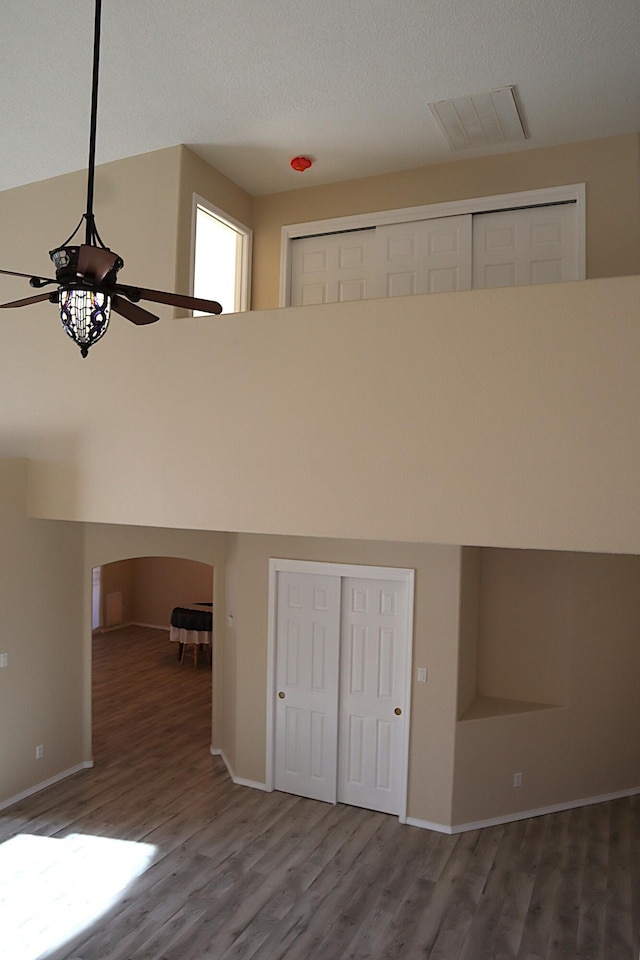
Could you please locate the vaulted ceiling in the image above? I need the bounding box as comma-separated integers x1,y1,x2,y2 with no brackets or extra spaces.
1,0,639,197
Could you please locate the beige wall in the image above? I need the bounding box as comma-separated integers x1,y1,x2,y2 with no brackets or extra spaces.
2,492,638,828
222,533,239,774
131,556,213,627
0,459,84,808
452,549,640,825
251,134,640,309
96,555,213,629
175,146,254,300
476,549,570,706
18,275,640,557
223,534,640,828
2,142,640,825
224,533,462,825
457,547,480,719
2,140,639,555
99,558,136,627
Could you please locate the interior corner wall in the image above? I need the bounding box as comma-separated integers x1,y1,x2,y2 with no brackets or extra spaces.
99,558,136,628
452,549,640,826
222,533,239,775
174,145,254,299
226,532,462,827
457,547,480,720
250,133,640,309
0,458,84,808
83,523,228,755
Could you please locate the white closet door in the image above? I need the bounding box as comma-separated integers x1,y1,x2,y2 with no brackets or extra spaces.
472,203,579,288
273,569,412,815
274,572,341,803
338,578,408,815
374,215,472,297
290,229,377,306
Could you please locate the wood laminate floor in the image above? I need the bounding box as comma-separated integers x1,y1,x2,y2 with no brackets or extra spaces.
1,625,638,959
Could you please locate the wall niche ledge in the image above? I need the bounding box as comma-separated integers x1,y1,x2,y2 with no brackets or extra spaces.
459,695,562,722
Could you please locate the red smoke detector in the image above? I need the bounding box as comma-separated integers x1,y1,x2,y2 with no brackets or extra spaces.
290,155,313,172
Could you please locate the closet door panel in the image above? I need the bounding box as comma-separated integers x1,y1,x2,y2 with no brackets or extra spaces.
274,572,341,803
290,230,377,306
375,215,472,297
338,578,409,815
472,204,579,288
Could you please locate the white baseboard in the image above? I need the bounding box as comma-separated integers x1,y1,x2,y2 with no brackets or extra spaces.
94,622,135,634
211,746,268,792
0,761,94,813
407,785,640,835
405,817,454,834
95,622,168,634
232,775,268,791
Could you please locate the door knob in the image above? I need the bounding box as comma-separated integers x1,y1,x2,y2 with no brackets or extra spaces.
278,691,286,699
394,707,402,716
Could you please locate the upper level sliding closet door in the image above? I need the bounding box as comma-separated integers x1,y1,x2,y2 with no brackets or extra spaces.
289,201,581,306
374,215,472,297
472,203,580,288
290,229,377,306
290,216,472,306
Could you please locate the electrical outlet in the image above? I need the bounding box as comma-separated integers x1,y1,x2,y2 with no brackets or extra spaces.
513,772,522,788
417,667,427,683
35,745,44,760
0,653,7,668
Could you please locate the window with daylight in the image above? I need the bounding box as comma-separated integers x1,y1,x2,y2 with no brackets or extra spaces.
192,196,252,315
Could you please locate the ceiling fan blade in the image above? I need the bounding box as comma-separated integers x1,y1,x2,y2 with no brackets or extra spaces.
0,267,57,285
112,295,159,326
77,244,120,283
0,292,54,309
116,284,223,315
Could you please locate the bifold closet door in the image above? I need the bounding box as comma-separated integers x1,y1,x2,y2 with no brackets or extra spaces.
274,571,341,803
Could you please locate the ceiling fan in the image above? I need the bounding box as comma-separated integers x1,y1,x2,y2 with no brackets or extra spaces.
0,0,222,357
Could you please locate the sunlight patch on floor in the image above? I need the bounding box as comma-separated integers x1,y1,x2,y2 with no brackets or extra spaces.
0,833,157,960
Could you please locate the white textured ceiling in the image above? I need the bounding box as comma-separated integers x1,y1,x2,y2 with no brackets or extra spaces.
1,0,639,197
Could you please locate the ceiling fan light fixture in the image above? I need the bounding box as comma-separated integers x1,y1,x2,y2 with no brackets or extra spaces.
0,0,223,353
59,286,112,358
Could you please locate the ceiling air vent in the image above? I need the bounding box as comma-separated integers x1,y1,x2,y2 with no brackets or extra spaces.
428,85,527,150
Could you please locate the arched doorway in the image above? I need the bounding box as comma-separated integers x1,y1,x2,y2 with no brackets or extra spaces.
91,555,214,765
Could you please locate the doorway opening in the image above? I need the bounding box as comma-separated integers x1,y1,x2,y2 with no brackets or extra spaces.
90,556,214,766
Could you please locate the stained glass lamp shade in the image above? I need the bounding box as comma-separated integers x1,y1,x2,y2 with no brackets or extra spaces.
59,287,112,358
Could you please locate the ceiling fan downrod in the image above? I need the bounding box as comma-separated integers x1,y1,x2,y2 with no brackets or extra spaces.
84,0,105,248
50,0,114,261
